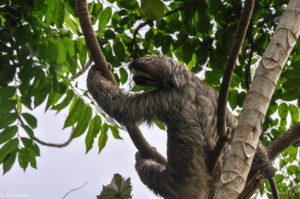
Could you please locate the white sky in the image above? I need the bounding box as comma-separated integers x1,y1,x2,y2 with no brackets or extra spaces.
0,73,167,199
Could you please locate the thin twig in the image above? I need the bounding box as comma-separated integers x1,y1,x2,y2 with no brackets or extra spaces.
71,59,93,80
14,107,75,148
62,181,88,199
210,0,255,174
33,127,75,148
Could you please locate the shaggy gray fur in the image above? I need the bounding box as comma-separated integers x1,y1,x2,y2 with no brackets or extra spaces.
87,55,237,199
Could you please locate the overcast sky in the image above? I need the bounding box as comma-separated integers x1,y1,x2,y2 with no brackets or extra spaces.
0,72,167,199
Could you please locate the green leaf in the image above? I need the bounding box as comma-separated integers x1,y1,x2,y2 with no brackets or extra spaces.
22,113,37,129
20,138,38,169
85,115,102,153
0,138,19,163
73,106,92,138
287,165,298,175
34,78,50,108
98,123,108,153
18,149,29,171
45,88,63,111
0,86,16,100
161,36,172,54
278,103,288,119
77,38,88,67
141,0,164,20
0,113,18,129
57,38,68,65
98,174,132,199
3,151,17,174
287,145,298,163
21,97,32,110
113,40,125,61
289,105,299,124
117,0,138,9
52,90,74,113
196,2,210,34
62,0,77,16
110,125,122,139
119,68,128,84
104,29,116,40
91,2,103,18
54,0,65,27
45,0,57,25
63,98,85,128
102,43,114,65
65,38,76,57
183,42,193,63
0,100,17,113
21,125,34,139
0,126,18,144
22,137,40,157
47,38,59,64
154,120,165,130
274,174,284,183
28,154,37,168
33,0,44,11
98,7,112,30
228,90,238,110
65,15,80,35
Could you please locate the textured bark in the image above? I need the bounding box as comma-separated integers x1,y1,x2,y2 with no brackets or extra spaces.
214,0,300,198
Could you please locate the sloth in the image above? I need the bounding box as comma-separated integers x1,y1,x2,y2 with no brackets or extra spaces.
87,55,238,199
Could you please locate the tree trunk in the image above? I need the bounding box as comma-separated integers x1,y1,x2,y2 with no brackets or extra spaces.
214,0,300,198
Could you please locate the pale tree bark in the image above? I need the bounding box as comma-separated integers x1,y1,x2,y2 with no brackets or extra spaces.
213,0,300,198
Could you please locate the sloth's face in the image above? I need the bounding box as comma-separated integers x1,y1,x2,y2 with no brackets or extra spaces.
129,55,165,88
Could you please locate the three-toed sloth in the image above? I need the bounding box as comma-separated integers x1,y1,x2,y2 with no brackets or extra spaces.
87,55,238,199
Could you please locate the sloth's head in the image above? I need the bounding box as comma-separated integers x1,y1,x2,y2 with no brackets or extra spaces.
129,55,188,88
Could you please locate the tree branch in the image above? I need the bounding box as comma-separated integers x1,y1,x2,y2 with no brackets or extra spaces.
267,122,300,161
76,0,167,165
76,0,116,84
33,128,74,148
71,59,92,81
15,107,75,148
62,181,88,199
211,0,255,174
